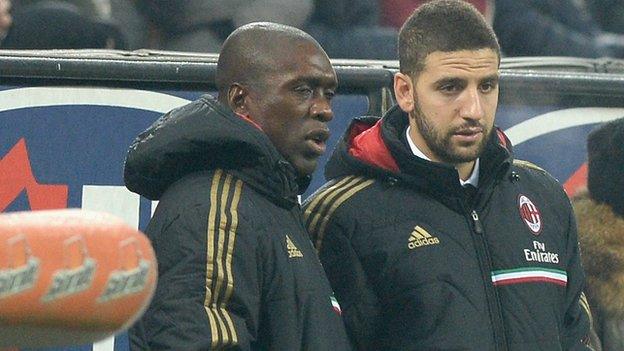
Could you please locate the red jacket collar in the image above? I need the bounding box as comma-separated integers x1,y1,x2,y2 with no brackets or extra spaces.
348,119,400,173
348,119,512,175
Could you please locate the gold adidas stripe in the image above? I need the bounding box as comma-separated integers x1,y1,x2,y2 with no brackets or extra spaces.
410,226,433,241
305,176,359,236
286,235,297,250
514,159,547,174
415,226,432,239
206,171,221,346
304,176,374,250
410,232,422,241
579,292,593,327
315,179,374,250
204,169,242,348
304,176,356,223
223,178,242,345
212,173,231,344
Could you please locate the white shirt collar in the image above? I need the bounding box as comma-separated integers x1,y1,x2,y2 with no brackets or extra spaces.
406,126,479,187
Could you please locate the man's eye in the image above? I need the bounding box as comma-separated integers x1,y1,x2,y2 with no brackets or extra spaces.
295,86,313,96
440,85,459,93
480,82,497,93
325,89,335,101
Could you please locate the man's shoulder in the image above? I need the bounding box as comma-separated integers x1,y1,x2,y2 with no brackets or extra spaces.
510,159,569,204
303,175,378,219
512,159,548,174
511,159,559,185
150,169,265,236
303,175,377,246
158,169,251,209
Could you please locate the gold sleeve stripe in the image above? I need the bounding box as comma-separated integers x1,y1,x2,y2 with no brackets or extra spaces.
212,173,232,344
304,176,356,222
204,169,242,349
222,178,243,345
305,176,360,235
304,176,374,250
205,170,221,345
315,179,374,250
513,159,547,173
579,292,593,327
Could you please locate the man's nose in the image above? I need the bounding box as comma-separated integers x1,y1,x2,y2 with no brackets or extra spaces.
310,96,334,122
459,88,485,120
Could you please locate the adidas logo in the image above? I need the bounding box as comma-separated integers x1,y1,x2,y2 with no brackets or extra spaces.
408,226,440,249
286,235,303,258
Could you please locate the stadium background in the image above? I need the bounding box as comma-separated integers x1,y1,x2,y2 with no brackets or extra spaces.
1,51,624,350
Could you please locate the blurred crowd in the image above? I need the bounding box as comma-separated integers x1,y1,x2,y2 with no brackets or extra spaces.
1,0,624,60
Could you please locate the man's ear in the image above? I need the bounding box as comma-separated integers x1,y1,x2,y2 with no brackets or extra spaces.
394,72,415,113
227,83,249,115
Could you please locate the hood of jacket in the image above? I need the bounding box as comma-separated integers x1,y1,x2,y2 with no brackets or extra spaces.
573,191,624,319
325,104,513,197
124,94,308,204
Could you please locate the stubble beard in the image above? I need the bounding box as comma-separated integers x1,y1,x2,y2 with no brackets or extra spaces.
412,103,490,165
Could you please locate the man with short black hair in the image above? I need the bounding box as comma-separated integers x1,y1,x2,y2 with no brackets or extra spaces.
304,1,592,350
125,22,351,350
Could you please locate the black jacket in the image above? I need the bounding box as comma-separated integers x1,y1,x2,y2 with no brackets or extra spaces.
124,94,351,350
303,106,592,351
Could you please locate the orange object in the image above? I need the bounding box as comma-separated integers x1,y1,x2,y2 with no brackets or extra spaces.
0,209,157,348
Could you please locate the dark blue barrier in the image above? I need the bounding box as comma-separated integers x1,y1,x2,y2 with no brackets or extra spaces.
1,51,624,351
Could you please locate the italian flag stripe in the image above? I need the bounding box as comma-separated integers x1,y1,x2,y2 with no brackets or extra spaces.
491,268,567,287
331,296,342,315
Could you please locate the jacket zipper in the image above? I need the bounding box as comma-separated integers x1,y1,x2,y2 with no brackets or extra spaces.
469,209,508,351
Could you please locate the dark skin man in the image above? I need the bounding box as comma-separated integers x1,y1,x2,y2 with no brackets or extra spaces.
124,22,351,350
216,23,337,177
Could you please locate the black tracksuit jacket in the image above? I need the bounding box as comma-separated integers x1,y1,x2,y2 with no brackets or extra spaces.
124,95,351,350
303,106,592,351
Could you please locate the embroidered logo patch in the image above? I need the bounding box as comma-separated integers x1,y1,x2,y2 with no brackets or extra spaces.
518,194,542,235
286,235,303,258
408,226,440,249
523,240,559,264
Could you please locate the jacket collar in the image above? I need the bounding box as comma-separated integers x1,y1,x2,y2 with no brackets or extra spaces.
326,105,513,198
124,94,305,206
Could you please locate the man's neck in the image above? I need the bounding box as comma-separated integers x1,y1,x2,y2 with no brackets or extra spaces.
457,161,477,182
406,126,479,186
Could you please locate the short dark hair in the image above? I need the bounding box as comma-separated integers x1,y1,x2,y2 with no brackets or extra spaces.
398,0,500,74
216,22,320,102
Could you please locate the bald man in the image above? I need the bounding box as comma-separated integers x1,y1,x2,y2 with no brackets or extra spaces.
124,22,351,350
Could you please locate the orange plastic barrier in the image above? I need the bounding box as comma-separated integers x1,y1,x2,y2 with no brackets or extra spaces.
0,209,157,348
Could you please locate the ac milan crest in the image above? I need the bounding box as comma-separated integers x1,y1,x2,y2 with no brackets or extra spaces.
518,194,542,235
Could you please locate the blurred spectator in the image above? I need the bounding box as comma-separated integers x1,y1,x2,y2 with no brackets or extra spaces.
108,0,149,49
1,0,127,49
587,0,624,34
304,0,398,59
493,0,624,58
380,0,493,29
0,0,11,40
15,0,101,14
133,0,398,59
134,0,313,52
573,118,624,351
